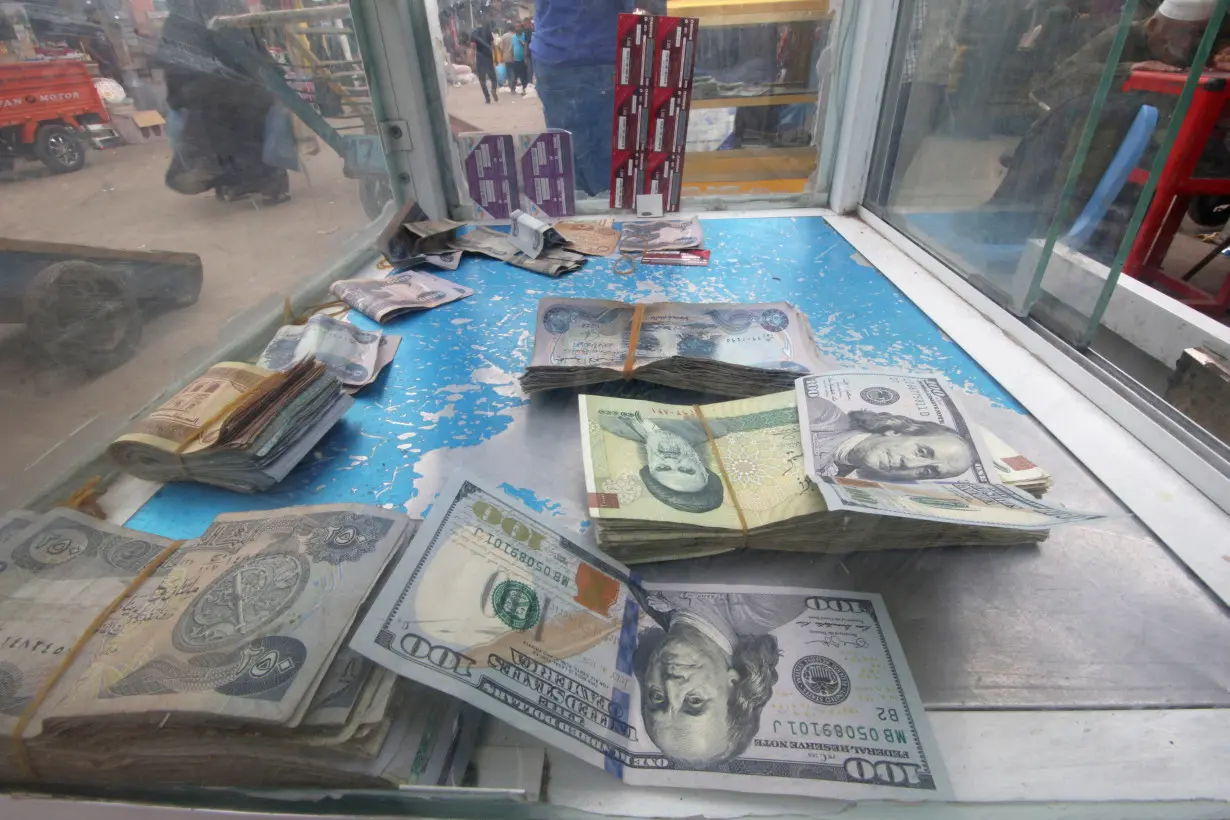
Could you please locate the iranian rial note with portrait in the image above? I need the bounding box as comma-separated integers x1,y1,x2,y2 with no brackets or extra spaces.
796,371,1001,487
350,474,951,801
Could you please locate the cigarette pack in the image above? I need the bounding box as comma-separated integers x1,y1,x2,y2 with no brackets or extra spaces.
616,13,656,88
610,150,644,211
514,129,576,218
456,132,519,220
648,86,691,155
652,16,699,90
612,84,651,155
642,151,684,213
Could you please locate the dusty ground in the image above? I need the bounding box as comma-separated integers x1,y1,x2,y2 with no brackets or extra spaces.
0,85,542,513
0,131,375,511
442,76,546,133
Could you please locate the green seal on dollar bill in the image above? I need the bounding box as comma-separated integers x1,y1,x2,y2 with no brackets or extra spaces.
491,580,541,631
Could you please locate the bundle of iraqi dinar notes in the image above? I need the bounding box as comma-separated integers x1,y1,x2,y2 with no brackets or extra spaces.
107,358,351,493
0,506,480,788
521,297,827,396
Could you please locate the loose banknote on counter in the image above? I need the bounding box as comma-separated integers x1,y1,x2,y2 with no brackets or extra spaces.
257,313,400,391
450,226,587,277
618,216,704,252
555,218,621,256
350,474,951,801
330,270,474,323
0,505,480,788
521,297,827,396
579,390,1103,562
378,196,467,268
107,359,352,492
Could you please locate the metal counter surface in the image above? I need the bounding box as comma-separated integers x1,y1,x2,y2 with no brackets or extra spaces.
127,215,1230,709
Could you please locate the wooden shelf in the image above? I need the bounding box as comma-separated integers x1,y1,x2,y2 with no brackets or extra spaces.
667,0,831,26
692,92,817,109
683,146,817,182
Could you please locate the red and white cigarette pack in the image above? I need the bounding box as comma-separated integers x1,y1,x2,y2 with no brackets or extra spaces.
648,85,691,155
610,13,697,212
652,17,698,91
610,150,644,211
611,84,651,155
616,13,656,88
643,151,683,214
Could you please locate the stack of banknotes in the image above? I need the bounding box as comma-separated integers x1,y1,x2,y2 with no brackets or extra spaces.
0,506,481,788
450,226,587,277
107,359,352,492
579,371,1101,562
329,270,474,323
521,297,827,395
377,197,584,277
980,428,1052,496
257,314,400,393
349,473,952,801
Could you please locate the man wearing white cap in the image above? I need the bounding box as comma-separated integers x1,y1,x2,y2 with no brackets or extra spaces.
1033,0,1216,103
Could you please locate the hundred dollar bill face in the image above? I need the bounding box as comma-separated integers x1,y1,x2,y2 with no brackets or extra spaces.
797,371,1000,486
350,475,951,800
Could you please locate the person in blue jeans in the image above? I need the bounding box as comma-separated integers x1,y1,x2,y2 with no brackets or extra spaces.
531,0,664,196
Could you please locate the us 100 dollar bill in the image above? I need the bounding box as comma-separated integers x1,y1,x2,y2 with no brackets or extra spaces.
350,474,952,800
796,370,1000,486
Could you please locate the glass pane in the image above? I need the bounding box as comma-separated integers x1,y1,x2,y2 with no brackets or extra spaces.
864,0,1158,311
431,0,844,217
865,0,1230,463
0,0,390,511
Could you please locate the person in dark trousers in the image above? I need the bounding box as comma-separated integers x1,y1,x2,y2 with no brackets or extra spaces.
469,20,499,103
156,0,291,203
531,0,665,196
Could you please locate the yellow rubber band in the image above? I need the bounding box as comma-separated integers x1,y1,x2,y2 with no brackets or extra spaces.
693,405,750,548
12,539,184,780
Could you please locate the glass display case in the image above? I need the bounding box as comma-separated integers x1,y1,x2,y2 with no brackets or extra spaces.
1,1,1228,818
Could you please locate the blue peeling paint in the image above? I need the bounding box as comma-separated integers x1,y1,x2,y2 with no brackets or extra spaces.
499,483,563,515
126,215,1020,540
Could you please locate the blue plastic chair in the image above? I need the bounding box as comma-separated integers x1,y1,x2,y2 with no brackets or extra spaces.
902,104,1160,273
1064,104,1159,249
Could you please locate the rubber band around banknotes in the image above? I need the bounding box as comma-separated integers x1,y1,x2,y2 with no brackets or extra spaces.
622,303,646,379
693,404,750,547
12,539,184,780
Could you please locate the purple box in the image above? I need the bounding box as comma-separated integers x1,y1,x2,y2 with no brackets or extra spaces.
457,132,519,220
515,130,576,218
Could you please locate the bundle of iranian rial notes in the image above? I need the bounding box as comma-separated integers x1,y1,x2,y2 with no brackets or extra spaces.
521,297,827,396
0,506,481,789
108,358,351,492
579,374,1099,563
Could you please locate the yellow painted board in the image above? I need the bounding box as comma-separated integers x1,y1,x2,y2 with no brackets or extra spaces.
692,93,817,109
668,0,831,25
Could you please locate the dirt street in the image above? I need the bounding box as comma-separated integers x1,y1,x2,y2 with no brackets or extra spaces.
0,132,374,511
0,82,546,512
443,77,546,133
